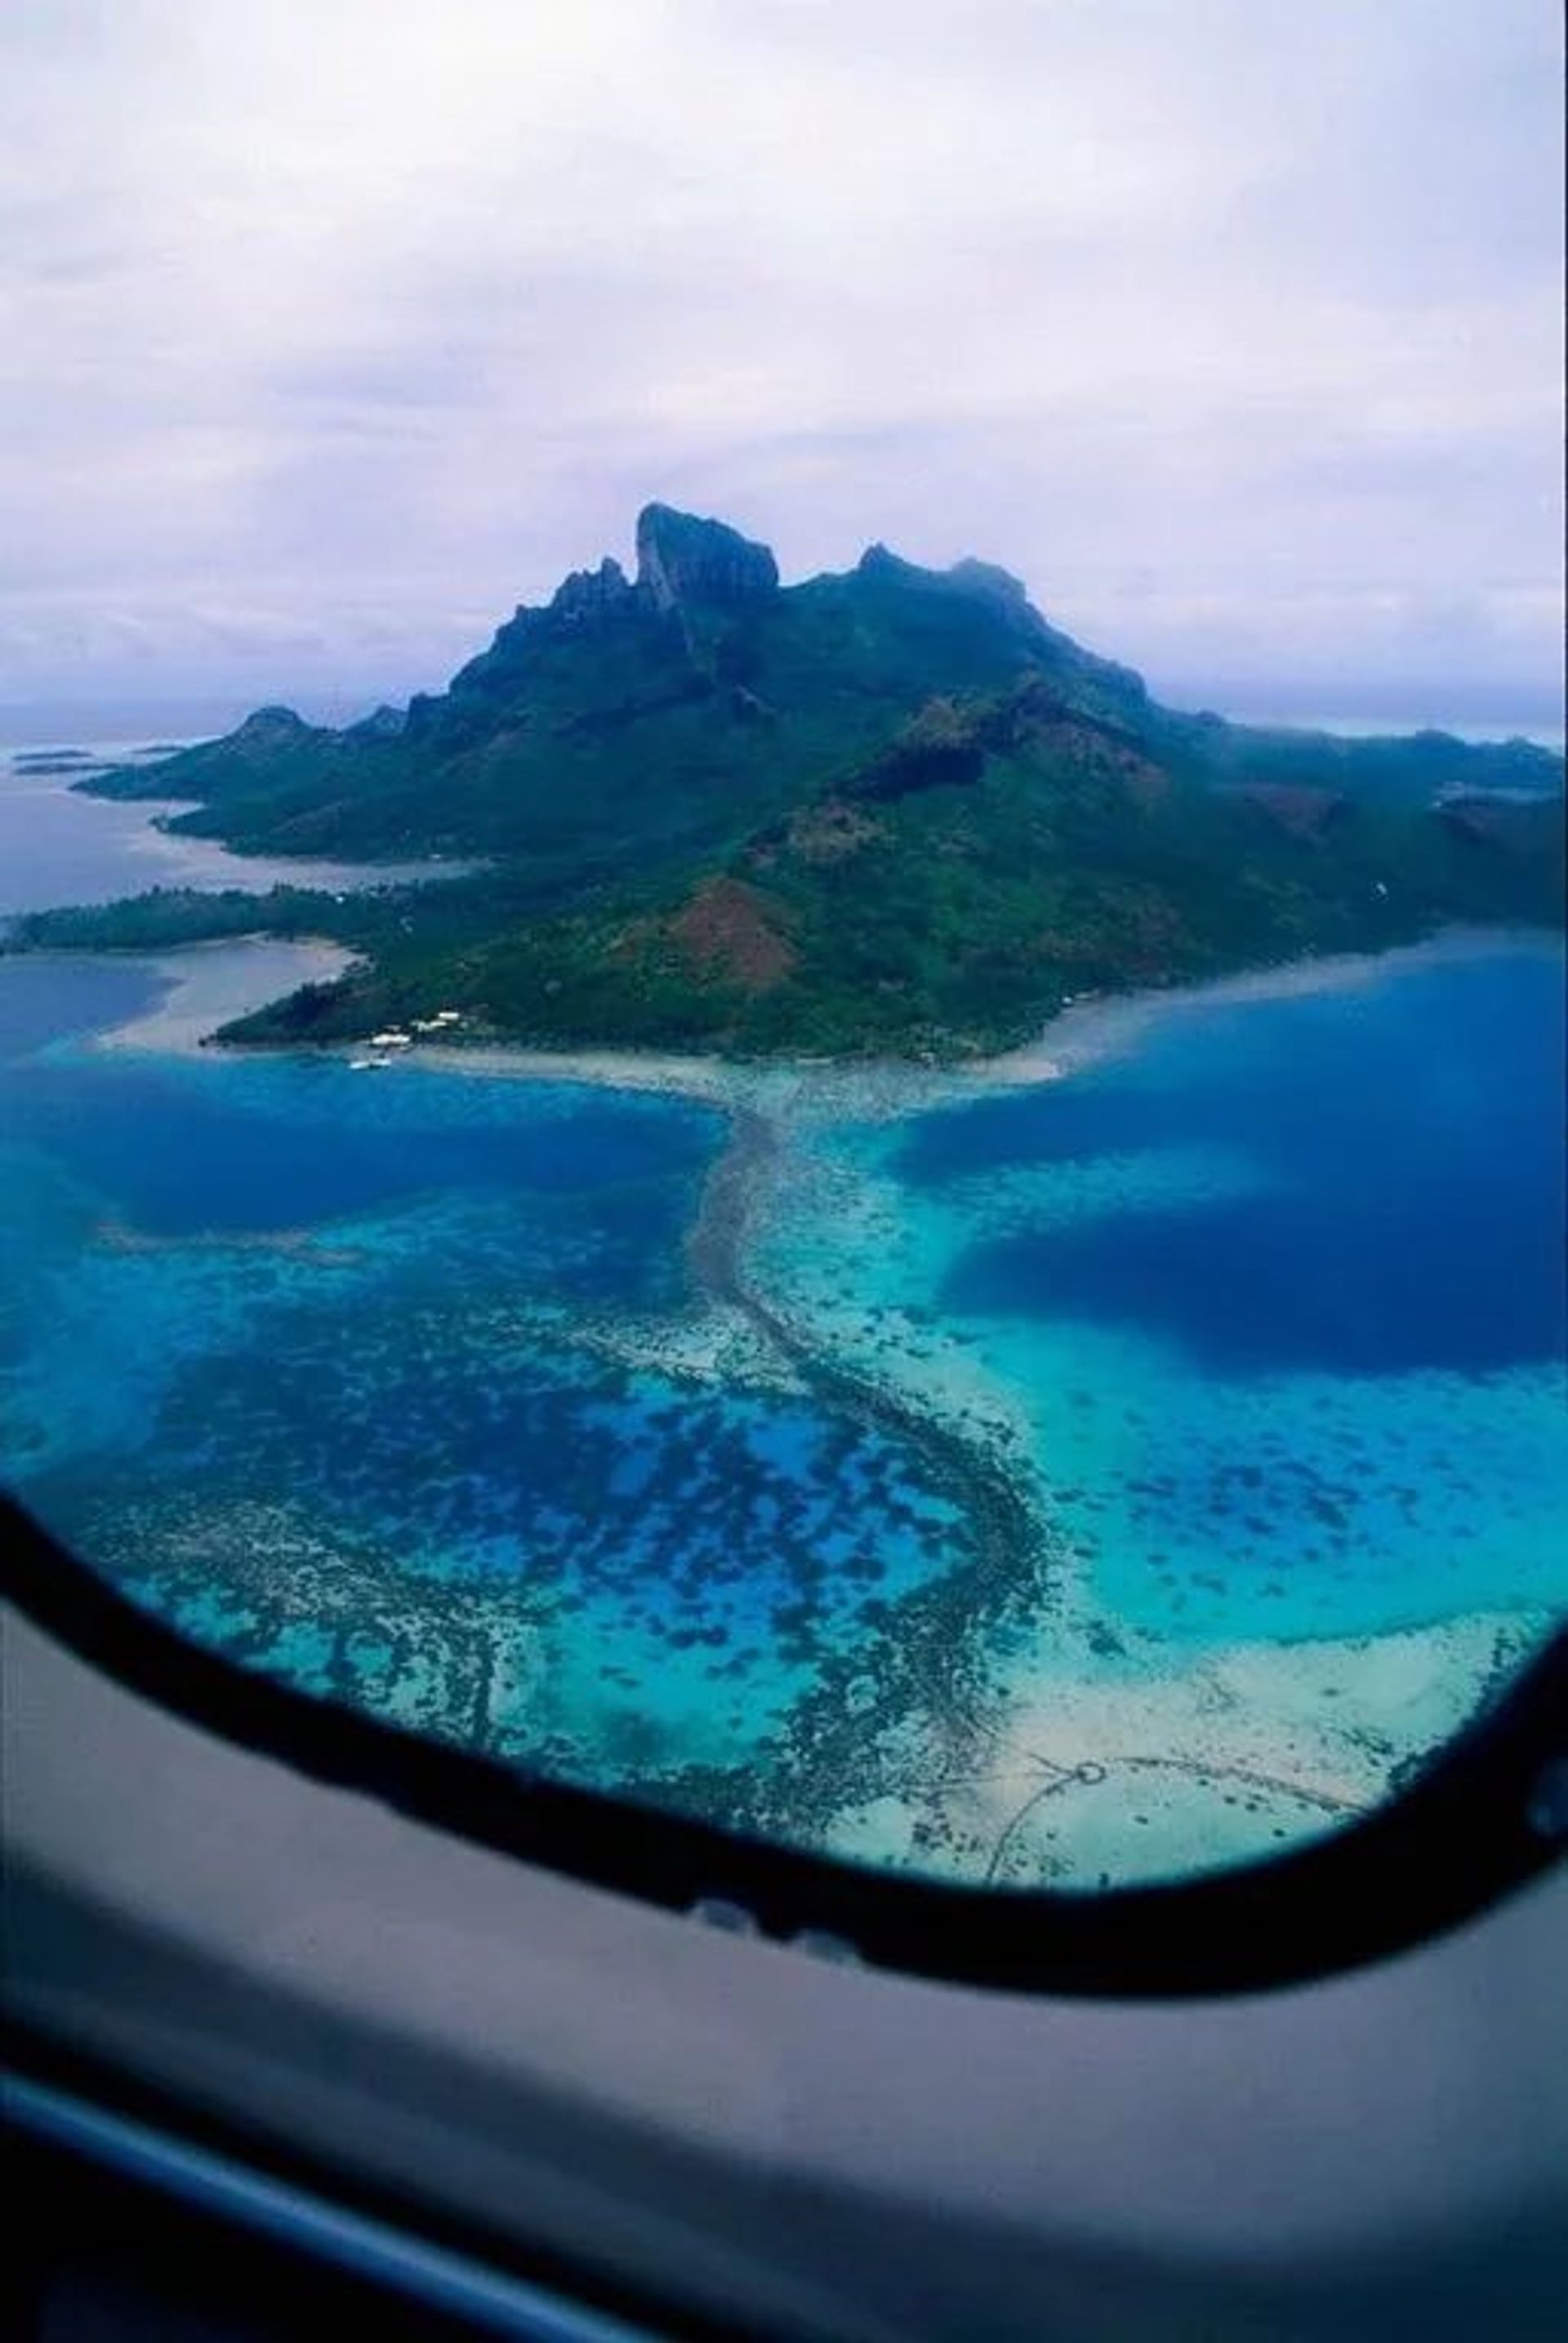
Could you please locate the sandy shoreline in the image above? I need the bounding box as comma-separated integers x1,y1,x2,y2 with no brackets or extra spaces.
87,937,361,1054
77,918,1558,1103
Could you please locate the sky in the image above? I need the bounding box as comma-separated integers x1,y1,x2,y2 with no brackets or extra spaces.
2,0,1563,737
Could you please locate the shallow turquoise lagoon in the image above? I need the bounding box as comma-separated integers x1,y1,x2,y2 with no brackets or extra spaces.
2,931,1564,1878
0,957,965,1788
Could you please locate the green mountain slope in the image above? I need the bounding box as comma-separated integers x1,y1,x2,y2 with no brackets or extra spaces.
28,503,1566,1058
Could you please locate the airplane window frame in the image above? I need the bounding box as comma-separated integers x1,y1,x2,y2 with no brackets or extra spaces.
3,1489,1564,2002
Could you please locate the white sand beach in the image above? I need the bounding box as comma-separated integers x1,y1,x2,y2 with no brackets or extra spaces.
95,937,360,1054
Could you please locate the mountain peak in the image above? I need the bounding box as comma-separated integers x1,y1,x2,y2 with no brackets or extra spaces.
634,503,779,612
856,541,914,581
856,542,1032,618
235,706,313,743
345,702,408,741
548,555,635,626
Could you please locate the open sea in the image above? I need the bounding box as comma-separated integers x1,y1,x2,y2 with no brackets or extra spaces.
2,744,1564,1884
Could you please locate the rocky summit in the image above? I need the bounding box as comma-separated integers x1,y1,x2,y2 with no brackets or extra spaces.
635,501,780,612
37,505,1565,1059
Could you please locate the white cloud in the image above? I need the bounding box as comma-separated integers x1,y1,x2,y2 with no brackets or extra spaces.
1,0,1561,724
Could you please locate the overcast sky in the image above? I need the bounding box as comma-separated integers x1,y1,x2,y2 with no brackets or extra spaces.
3,0,1562,734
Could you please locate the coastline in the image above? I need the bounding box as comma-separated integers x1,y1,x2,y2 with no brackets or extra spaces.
60,913,1562,1103
87,936,362,1055
0,754,483,916
980,923,1563,1085
390,924,1565,1106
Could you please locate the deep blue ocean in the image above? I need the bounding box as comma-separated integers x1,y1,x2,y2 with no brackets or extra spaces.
915,951,1565,1377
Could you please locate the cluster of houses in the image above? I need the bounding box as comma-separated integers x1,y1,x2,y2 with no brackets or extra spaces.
348,1009,463,1070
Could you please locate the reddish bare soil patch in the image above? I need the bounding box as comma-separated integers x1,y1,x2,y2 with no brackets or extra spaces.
668,875,797,989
